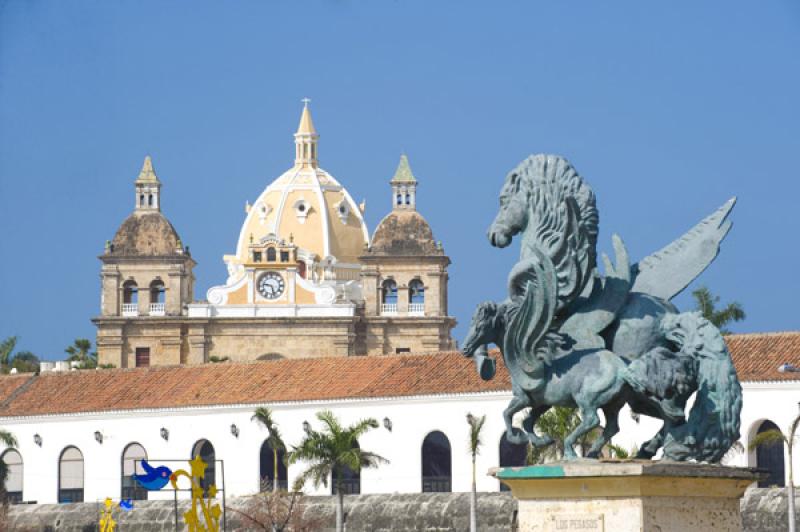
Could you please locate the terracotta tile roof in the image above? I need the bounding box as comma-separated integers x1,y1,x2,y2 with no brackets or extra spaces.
0,351,511,418
0,332,797,418
726,331,800,382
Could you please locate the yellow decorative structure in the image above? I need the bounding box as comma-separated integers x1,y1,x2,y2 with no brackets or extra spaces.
170,455,221,532
99,497,116,532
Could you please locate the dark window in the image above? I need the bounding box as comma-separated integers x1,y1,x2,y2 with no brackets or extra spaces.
422,431,451,492
396,348,411,354
405,193,411,205
139,194,145,207
135,348,150,368
58,446,84,503
123,281,138,304
756,420,785,487
332,441,360,495
192,440,216,496
267,248,277,262
409,280,425,304
253,251,262,262
396,194,402,205
149,281,165,304
148,194,153,206
499,434,528,491
280,251,290,262
259,441,287,491
121,443,148,500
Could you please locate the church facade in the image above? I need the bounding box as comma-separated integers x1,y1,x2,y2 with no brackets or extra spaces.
94,103,455,367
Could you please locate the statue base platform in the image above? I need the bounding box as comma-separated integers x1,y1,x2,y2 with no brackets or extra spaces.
491,460,762,532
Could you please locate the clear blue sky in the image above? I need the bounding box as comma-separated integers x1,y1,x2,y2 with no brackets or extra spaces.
1,1,798,360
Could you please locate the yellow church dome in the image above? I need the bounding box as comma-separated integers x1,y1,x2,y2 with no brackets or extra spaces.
229,102,369,270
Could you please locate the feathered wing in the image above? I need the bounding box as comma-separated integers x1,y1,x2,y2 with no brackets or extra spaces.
631,198,736,301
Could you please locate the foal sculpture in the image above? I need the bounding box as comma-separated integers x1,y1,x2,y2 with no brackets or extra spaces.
462,154,742,462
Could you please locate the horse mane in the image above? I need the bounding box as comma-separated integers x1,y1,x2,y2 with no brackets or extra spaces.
513,155,599,312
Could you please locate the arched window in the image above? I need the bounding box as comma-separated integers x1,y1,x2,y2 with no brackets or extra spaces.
297,262,307,279
396,194,403,206
755,420,785,487
148,194,153,206
149,280,165,304
332,441,360,495
267,247,277,262
498,434,527,492
381,280,398,305
405,193,411,205
259,440,287,491
422,431,451,492
58,446,84,503
192,439,216,495
2,449,23,503
121,443,148,500
409,280,425,304
139,194,145,207
123,281,138,304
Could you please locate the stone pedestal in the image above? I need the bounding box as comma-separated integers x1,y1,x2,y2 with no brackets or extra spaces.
491,461,762,532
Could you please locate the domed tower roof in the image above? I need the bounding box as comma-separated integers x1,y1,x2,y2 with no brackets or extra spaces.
107,156,186,257
230,101,369,266
368,155,443,257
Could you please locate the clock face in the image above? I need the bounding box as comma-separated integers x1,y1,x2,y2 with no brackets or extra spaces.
257,272,285,300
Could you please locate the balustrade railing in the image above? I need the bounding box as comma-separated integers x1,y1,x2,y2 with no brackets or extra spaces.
409,302,425,315
122,303,138,317
149,302,166,316
381,303,398,315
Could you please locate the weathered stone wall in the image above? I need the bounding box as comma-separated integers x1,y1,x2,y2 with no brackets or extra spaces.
7,492,515,532
6,489,794,531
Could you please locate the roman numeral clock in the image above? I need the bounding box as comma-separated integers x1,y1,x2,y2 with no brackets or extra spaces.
257,271,285,300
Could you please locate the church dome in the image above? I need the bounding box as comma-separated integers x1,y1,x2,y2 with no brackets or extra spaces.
370,210,441,256
230,103,369,266
110,211,183,256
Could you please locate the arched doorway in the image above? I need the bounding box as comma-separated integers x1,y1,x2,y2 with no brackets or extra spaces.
58,446,84,503
2,449,23,503
121,443,148,500
192,439,216,495
332,441,360,495
422,431,451,492
498,434,527,491
755,420,785,487
259,440,287,491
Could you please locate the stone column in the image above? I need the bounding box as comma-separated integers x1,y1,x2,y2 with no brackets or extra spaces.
492,461,762,532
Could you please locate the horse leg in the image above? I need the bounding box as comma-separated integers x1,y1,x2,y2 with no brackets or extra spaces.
587,402,622,458
522,405,553,448
504,393,532,445
563,406,601,460
636,422,668,459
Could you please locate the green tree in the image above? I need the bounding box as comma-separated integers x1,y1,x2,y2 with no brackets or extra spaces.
0,336,39,374
65,338,97,369
252,407,286,492
288,410,387,532
466,413,486,532
691,286,746,334
749,417,800,532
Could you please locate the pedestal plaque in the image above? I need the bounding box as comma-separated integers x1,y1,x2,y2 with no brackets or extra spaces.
492,461,762,532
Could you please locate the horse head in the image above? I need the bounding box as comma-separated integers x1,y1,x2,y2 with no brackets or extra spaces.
462,301,502,357
488,170,529,249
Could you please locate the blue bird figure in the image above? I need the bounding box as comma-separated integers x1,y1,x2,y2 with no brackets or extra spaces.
119,499,134,511
132,460,173,490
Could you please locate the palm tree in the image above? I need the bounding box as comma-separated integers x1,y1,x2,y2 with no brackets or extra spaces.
65,338,97,369
11,351,39,373
0,337,39,374
692,286,745,334
288,410,388,532
466,413,486,532
749,415,800,532
252,407,286,492
526,407,601,463
0,337,17,371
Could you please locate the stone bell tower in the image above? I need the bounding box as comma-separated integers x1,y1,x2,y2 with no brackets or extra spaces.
94,156,197,368
360,155,455,354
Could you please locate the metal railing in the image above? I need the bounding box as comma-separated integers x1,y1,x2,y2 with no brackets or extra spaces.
260,478,289,492
381,303,398,315
409,302,425,315
121,303,138,317
149,302,165,316
422,476,451,493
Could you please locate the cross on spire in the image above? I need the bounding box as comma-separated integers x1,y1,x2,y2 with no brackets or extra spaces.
301,97,311,108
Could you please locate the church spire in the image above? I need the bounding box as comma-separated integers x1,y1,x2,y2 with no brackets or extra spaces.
294,98,319,168
390,154,417,211
134,155,162,212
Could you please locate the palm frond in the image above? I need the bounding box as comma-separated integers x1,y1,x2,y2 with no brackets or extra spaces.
467,413,486,457
0,429,17,448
